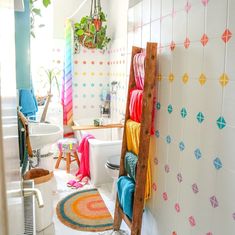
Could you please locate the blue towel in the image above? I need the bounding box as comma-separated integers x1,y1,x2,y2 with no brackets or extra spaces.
125,151,138,181
19,89,38,119
117,176,135,220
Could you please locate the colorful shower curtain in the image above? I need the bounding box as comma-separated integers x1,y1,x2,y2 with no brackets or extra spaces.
61,19,74,127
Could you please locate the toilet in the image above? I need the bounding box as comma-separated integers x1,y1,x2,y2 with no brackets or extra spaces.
105,155,120,200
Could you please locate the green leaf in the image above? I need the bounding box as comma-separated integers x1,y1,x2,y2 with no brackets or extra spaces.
74,23,80,28
89,24,96,34
81,16,88,24
99,12,106,21
43,0,51,7
32,8,41,16
77,29,84,36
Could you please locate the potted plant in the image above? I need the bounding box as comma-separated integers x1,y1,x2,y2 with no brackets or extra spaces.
74,1,111,51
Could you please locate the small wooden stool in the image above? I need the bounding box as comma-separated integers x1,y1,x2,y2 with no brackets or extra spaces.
55,138,80,173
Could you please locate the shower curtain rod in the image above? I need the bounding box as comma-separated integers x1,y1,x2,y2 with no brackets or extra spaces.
67,0,89,19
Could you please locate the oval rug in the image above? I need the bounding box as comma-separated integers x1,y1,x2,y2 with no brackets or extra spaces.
56,188,113,232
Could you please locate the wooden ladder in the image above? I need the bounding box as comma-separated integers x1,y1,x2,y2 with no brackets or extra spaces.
113,42,157,235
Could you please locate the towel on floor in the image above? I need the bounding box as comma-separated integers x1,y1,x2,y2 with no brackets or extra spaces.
117,176,135,220
76,134,95,179
126,119,152,201
19,89,38,119
129,89,143,123
133,52,145,90
125,151,138,180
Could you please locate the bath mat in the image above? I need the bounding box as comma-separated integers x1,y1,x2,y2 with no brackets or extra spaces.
56,188,113,232
98,230,129,235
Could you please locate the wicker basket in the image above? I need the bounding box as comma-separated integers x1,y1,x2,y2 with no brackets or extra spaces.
78,34,96,49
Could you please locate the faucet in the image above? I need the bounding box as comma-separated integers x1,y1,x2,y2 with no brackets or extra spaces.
23,188,44,208
7,187,44,208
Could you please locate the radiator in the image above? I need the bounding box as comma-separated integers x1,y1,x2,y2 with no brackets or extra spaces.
23,181,36,235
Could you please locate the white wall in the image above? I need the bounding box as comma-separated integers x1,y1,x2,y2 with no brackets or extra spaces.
110,0,235,234
0,1,24,234
53,0,110,39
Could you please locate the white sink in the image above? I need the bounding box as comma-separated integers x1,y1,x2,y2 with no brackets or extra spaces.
29,123,63,149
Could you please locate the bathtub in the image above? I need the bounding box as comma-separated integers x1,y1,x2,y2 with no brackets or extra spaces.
74,118,123,186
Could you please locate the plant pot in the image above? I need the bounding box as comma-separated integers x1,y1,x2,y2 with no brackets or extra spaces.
93,19,102,31
78,34,96,49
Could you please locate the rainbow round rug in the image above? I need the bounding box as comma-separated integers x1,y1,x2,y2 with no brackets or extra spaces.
56,188,114,232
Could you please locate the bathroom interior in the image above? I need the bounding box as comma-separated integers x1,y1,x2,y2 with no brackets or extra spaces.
0,0,235,235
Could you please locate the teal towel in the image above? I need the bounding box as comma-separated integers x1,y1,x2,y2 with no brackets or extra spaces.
19,89,38,119
117,176,135,220
125,151,138,181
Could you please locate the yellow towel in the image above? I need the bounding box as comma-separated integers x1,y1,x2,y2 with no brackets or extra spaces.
126,119,152,201
126,119,140,155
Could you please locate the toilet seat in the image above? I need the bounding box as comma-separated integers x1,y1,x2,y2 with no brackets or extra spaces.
106,155,120,170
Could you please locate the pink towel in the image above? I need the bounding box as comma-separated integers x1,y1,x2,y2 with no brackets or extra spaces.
133,52,146,90
129,89,155,135
76,134,95,179
129,89,143,123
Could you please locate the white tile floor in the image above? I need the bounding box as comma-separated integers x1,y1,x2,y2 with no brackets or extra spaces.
38,159,130,235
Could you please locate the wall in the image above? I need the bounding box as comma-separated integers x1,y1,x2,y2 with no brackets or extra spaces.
50,0,111,121
108,0,129,122
73,49,110,120
110,0,235,235
15,0,31,89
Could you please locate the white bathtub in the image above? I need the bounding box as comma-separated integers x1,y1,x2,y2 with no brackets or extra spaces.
74,118,123,186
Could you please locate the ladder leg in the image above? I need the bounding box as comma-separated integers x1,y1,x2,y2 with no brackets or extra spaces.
113,200,122,231
131,212,143,235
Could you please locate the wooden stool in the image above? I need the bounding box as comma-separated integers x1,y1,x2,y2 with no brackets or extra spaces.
55,138,80,173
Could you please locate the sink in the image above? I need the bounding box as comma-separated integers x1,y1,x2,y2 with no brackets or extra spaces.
29,123,63,149
3,123,63,150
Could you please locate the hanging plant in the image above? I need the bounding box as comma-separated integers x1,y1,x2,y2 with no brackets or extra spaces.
74,0,111,52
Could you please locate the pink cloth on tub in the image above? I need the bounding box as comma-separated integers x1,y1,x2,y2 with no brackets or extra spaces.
133,52,146,90
76,134,95,179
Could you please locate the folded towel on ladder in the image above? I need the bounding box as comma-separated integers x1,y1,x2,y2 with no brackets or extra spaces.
117,176,135,220
133,52,145,90
126,119,152,201
129,89,143,123
124,151,138,181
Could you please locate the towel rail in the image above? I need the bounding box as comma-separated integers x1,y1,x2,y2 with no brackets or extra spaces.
113,42,157,235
